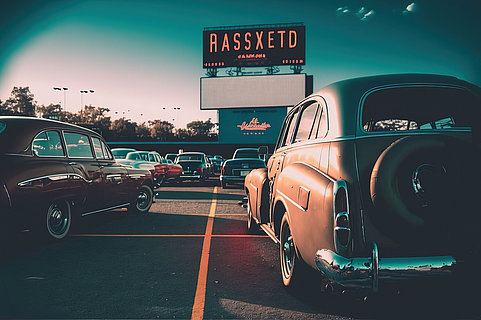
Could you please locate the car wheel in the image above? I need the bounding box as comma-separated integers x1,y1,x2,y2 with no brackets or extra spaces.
155,175,164,188
246,198,257,233
129,185,153,213
279,212,307,289
45,200,71,240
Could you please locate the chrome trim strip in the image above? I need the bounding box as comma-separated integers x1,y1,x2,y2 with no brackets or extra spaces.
2,183,12,207
17,173,91,187
128,174,146,179
260,224,279,244
81,203,131,217
277,189,306,212
315,242,456,291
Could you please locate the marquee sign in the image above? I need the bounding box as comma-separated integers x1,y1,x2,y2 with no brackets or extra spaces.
203,24,305,68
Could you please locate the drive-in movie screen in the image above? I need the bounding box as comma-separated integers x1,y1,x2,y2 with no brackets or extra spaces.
1,1,481,319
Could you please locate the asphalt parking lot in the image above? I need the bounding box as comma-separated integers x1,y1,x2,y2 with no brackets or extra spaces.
0,177,480,319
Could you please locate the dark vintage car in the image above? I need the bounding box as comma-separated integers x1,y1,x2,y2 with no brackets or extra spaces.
220,158,266,188
0,117,154,240
233,148,260,159
175,152,211,181
244,74,481,294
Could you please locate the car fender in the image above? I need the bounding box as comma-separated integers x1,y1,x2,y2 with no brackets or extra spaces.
244,168,268,224
275,162,336,269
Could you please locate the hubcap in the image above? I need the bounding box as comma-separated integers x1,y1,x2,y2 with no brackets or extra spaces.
282,224,294,276
47,203,69,236
136,191,149,210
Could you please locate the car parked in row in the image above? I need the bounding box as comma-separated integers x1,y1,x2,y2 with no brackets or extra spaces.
111,147,136,159
116,151,164,187
156,158,183,184
0,117,154,240
244,74,481,294
220,158,266,188
175,152,212,182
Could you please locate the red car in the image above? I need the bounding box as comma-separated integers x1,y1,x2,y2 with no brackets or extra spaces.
155,158,183,185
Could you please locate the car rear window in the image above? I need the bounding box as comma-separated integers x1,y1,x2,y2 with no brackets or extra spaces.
178,154,202,161
234,150,259,159
361,86,480,132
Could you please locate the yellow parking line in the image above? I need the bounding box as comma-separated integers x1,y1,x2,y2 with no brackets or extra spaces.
191,186,217,320
70,234,267,238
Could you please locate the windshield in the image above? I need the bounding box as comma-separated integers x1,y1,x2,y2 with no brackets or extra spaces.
362,86,480,132
112,149,134,159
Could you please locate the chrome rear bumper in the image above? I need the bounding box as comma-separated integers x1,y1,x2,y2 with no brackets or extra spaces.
315,242,456,292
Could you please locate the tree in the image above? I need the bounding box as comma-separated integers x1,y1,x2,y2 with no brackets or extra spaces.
0,99,10,115
36,103,62,118
149,120,174,140
4,86,37,116
136,122,151,139
75,105,112,135
110,118,138,139
185,118,218,140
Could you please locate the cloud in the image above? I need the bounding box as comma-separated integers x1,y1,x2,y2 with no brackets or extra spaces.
336,6,350,15
337,6,375,21
402,2,418,15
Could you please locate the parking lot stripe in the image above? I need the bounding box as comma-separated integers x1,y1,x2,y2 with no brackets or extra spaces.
191,186,217,320
70,234,268,238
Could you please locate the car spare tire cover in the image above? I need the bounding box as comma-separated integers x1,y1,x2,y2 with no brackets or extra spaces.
369,135,467,229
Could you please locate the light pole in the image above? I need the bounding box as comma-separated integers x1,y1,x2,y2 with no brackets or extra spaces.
53,87,68,112
80,90,94,109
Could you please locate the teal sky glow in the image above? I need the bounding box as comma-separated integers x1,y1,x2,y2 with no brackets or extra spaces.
1,0,480,127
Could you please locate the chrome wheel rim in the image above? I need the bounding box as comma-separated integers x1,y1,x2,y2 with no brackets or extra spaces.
47,202,69,236
136,190,150,210
281,221,294,277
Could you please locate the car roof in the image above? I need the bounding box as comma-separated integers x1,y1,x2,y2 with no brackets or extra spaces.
0,116,101,154
291,73,481,138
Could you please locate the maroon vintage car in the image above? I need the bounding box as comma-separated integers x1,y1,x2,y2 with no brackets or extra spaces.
0,117,154,240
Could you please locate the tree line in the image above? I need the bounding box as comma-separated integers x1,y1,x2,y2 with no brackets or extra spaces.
0,86,218,141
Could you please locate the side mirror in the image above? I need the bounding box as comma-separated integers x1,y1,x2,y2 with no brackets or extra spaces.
258,146,268,155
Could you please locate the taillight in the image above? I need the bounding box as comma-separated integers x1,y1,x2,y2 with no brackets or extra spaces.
197,167,203,173
222,166,232,175
334,182,351,252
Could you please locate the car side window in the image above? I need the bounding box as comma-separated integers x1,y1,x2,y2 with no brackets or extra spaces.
293,102,319,143
148,154,155,162
315,102,329,139
282,109,299,146
64,132,94,158
32,130,65,157
91,137,104,159
101,141,113,160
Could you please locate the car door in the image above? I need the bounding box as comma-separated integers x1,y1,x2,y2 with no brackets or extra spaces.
91,136,130,208
63,131,106,214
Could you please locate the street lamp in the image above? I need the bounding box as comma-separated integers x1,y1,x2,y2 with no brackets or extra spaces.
53,87,68,112
80,89,95,109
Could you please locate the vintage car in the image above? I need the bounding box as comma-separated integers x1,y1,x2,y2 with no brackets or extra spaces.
175,152,211,181
0,117,154,240
244,74,481,294
233,147,260,159
220,158,266,188
155,158,183,184
116,151,164,187
111,147,136,159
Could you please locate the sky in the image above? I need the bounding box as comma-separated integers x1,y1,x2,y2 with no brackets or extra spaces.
0,0,480,128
